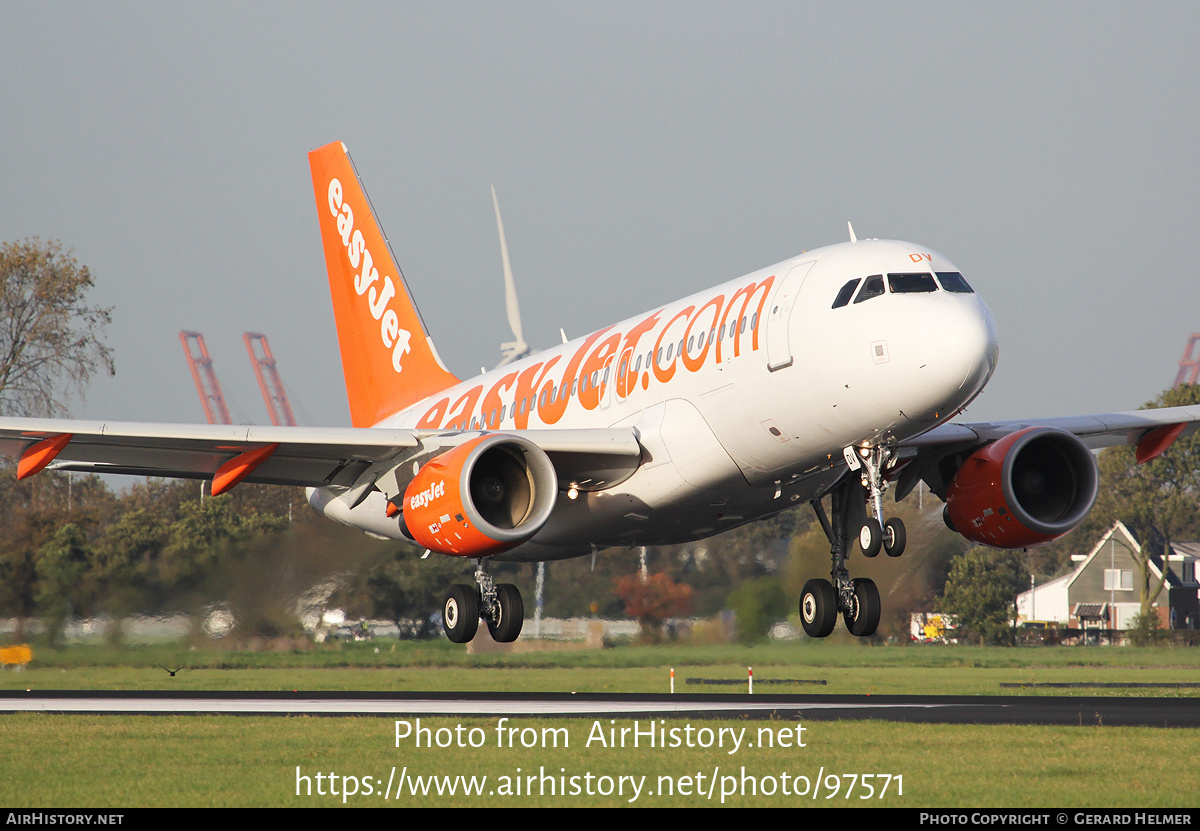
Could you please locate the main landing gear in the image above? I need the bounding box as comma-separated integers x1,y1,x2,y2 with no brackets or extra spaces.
442,559,524,644
801,448,906,639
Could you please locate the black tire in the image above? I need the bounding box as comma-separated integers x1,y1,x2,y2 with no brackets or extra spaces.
487,583,524,643
443,584,479,643
884,517,907,557
799,578,837,638
943,505,957,533
843,577,881,637
859,517,882,557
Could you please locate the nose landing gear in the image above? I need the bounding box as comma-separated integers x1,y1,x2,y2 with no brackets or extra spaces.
442,559,525,644
802,461,899,639
848,444,906,558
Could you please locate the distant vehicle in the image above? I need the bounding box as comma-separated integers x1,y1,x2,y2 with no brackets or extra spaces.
911,613,958,644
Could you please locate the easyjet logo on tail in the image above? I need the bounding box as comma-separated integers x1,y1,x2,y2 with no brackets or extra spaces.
309,141,460,427
327,177,412,374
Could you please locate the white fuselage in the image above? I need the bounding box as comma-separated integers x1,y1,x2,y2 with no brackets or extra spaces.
313,239,999,561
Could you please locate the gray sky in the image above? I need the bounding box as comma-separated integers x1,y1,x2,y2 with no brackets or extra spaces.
2,1,1198,429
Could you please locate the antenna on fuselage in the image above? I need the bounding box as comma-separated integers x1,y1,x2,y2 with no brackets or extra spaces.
848,221,858,243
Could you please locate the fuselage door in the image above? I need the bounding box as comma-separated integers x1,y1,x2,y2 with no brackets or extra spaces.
766,261,815,371
598,354,617,410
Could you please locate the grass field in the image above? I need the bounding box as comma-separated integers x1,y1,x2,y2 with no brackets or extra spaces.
2,714,1195,808
5,640,1200,695
2,640,1198,807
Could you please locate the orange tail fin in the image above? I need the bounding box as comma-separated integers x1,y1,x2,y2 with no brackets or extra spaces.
309,141,460,427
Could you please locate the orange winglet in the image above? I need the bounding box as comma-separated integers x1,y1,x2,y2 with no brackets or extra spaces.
211,444,279,495
17,433,73,479
385,501,400,518
1135,422,1187,465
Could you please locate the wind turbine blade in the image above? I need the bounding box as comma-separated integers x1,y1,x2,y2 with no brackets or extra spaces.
493,185,525,347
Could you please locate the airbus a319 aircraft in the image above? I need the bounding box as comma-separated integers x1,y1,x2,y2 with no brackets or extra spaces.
3,141,1199,643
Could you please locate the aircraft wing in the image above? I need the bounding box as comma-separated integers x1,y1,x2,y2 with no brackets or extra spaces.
904,404,1200,451
0,417,644,494
894,403,1200,499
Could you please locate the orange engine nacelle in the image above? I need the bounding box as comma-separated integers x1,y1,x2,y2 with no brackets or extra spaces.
944,427,1098,549
402,434,558,557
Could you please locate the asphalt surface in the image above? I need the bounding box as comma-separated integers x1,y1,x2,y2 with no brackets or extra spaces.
1,691,1197,726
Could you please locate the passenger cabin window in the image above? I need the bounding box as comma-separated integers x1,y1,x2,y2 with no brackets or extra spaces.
831,278,861,308
888,272,938,293
936,271,974,293
853,275,885,304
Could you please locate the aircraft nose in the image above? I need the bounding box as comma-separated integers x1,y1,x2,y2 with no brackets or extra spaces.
910,300,998,394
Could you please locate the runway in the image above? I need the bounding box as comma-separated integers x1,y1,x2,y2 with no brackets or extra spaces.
2,691,1197,727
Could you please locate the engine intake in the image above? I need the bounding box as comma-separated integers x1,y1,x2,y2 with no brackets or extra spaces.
944,427,1098,549
402,434,558,557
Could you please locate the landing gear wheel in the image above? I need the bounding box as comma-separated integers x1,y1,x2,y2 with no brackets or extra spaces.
843,578,881,637
883,518,906,557
443,584,479,643
799,579,838,638
859,518,882,558
487,583,524,643
942,505,957,533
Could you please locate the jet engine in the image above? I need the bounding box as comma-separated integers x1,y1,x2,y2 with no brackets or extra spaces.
943,427,1098,549
402,434,558,557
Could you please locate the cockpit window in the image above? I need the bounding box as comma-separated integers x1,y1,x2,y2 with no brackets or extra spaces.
853,275,885,304
888,272,938,293
936,271,974,293
831,278,861,309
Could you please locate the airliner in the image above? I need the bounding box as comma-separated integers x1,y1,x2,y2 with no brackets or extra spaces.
3,141,1198,644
